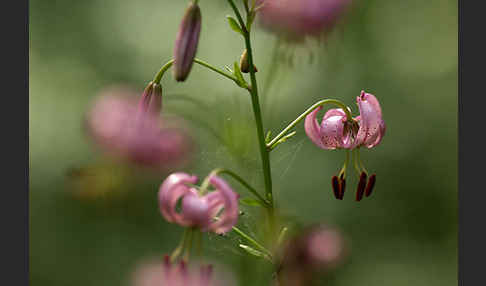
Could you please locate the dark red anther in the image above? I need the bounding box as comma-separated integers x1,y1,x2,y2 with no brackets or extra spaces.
179,260,188,275
365,174,376,197
162,255,171,274
355,172,367,202
339,177,346,200
331,176,340,199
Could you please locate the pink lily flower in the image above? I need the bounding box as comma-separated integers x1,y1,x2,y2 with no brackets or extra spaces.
304,91,385,150
277,225,348,286
257,0,352,40
85,84,193,170
158,173,239,234
131,256,235,286
304,91,385,201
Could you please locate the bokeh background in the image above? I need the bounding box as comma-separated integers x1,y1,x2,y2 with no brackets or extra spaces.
29,0,457,285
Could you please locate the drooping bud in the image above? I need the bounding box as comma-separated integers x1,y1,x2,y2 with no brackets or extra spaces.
239,49,258,73
139,82,162,115
355,172,367,202
173,2,202,82
365,174,376,197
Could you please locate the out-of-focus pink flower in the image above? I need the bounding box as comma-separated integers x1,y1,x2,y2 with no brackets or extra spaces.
304,91,385,150
173,2,202,82
158,173,239,234
257,0,352,40
131,256,236,286
85,85,193,170
276,225,348,286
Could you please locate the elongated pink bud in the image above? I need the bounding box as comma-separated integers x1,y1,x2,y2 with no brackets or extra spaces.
138,82,162,115
173,3,202,82
365,174,376,197
355,172,367,202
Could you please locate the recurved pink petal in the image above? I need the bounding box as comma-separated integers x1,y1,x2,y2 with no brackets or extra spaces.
355,91,384,149
322,108,346,121
159,173,198,225
305,106,328,149
206,175,239,234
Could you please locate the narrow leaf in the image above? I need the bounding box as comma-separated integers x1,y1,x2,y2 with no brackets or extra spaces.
239,244,264,258
239,197,264,207
233,62,246,87
226,16,244,35
265,130,272,143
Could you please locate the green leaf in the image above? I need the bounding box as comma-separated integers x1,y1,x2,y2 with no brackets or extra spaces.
224,66,233,74
277,227,289,246
226,16,244,36
239,244,265,258
239,197,264,207
265,130,272,143
233,62,246,88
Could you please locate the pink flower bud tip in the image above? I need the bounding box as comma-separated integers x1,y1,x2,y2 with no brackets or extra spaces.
173,2,202,82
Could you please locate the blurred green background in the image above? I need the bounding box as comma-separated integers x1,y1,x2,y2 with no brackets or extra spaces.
29,0,457,285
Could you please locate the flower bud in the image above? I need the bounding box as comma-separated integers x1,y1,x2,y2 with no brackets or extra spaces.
173,2,202,82
239,49,258,73
139,82,162,115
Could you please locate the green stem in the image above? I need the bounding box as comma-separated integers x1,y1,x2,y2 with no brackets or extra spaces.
170,229,189,262
152,58,239,85
153,60,174,84
339,149,350,178
183,228,195,261
193,58,239,83
200,168,270,207
267,99,353,150
227,0,275,237
352,149,361,176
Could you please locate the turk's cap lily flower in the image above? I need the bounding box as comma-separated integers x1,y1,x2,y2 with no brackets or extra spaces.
304,91,385,150
304,91,384,201
85,86,193,170
158,172,239,234
257,0,352,40
173,2,202,82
